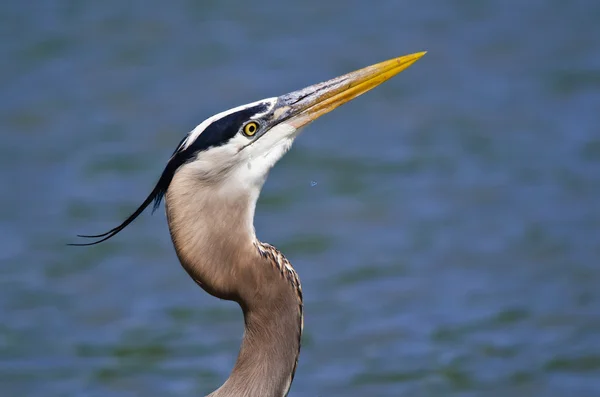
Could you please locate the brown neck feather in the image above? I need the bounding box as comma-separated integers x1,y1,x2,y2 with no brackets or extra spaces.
165,168,303,397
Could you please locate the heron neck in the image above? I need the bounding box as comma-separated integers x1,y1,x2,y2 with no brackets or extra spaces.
165,169,302,397
211,284,302,397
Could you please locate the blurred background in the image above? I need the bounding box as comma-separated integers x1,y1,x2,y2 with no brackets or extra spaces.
1,1,599,396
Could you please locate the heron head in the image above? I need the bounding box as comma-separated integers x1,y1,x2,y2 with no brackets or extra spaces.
169,51,427,193
168,97,294,191
72,52,425,245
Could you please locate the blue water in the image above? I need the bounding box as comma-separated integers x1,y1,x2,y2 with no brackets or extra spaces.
1,1,599,396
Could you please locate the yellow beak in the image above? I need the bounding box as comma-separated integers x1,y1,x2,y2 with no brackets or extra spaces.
276,51,426,128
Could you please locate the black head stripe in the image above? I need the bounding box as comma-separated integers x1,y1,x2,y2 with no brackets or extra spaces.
71,103,269,246
185,103,268,155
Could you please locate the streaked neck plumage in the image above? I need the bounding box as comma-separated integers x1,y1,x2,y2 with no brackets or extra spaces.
165,166,303,397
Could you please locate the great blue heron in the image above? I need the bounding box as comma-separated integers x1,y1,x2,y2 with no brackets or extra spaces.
73,52,426,397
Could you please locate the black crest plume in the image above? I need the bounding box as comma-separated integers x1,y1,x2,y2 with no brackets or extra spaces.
70,103,269,246
69,148,183,246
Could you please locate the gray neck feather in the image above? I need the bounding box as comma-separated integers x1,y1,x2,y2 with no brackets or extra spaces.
165,168,302,397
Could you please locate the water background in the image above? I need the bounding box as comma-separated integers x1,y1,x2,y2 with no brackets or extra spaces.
1,1,600,396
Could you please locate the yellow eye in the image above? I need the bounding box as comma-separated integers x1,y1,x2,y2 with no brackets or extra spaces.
243,121,259,136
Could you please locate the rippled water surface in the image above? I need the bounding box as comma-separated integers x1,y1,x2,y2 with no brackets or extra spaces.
1,1,600,396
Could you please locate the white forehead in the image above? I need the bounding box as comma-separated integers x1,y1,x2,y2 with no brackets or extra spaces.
181,97,277,151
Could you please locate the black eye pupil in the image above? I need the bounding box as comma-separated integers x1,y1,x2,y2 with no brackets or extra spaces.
249,125,255,132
